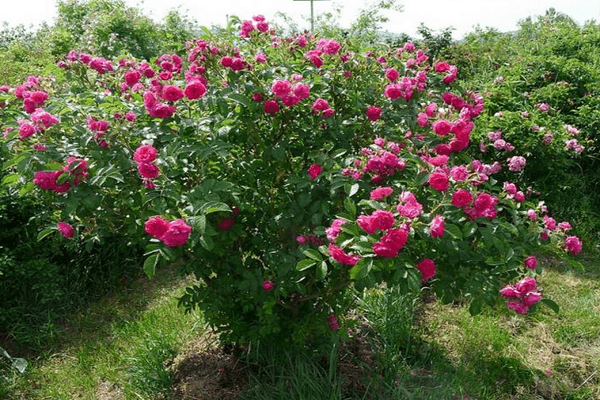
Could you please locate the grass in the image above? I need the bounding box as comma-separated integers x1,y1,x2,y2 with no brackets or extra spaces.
7,268,202,400
2,253,599,400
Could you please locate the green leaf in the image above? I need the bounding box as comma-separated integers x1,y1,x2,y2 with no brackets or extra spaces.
349,258,372,280
143,253,159,277
37,228,55,241
200,235,214,251
19,182,35,196
303,249,323,261
199,201,230,214
316,261,328,280
505,247,515,262
469,298,483,315
189,215,207,235
485,257,505,266
500,221,519,236
445,223,463,240
463,222,477,238
541,298,560,314
1,174,19,186
296,259,316,271
348,183,359,197
344,197,357,217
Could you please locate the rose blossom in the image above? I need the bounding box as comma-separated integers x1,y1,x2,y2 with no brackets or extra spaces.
308,164,322,180
417,259,436,282
184,81,207,99
451,189,472,207
367,186,393,201
218,218,235,231
565,236,583,255
264,100,280,114
57,222,74,238
366,105,382,121
262,280,274,291
429,215,445,238
432,120,453,135
138,162,160,179
145,216,170,239
326,219,347,242
133,145,158,163
524,256,538,270
428,171,449,191
507,156,526,172
160,219,192,247
328,244,361,266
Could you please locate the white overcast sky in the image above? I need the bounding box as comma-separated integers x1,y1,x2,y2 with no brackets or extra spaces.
2,0,599,40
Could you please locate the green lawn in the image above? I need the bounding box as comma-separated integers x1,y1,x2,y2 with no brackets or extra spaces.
4,254,599,400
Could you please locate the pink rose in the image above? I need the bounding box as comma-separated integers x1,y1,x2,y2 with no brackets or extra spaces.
523,292,542,306
271,80,292,98
161,85,184,102
428,171,449,191
507,301,529,314
429,215,445,238
524,256,538,270
161,219,192,247
357,215,377,234
385,68,399,82
499,285,520,298
372,242,398,258
308,164,322,180
138,162,160,179
218,218,235,231
57,222,74,238
370,187,393,200
417,259,436,282
515,277,537,294
451,189,472,207
184,81,207,100
565,236,583,255
326,219,346,242
133,145,158,163
328,244,361,266
380,228,408,251
145,216,169,239
264,100,280,114
366,106,382,121
262,280,274,291
371,210,395,231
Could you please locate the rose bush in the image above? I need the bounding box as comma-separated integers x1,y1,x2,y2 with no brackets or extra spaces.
0,16,582,346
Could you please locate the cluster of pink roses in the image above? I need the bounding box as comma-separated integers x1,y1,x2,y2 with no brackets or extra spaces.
12,75,49,114
357,210,408,257
565,139,585,154
269,78,311,109
87,116,111,147
311,98,334,118
304,38,341,67
239,15,271,38
34,157,88,193
59,50,113,74
500,276,542,314
17,110,58,140
324,189,439,281
343,138,405,184
144,216,192,247
133,144,160,188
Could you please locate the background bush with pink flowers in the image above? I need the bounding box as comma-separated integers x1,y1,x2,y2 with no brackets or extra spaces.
0,8,588,348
